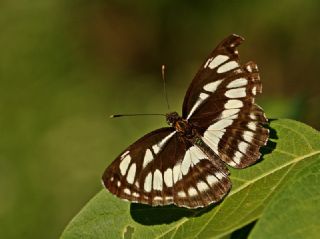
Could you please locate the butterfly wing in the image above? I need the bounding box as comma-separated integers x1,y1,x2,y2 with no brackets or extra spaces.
102,127,231,208
182,34,269,168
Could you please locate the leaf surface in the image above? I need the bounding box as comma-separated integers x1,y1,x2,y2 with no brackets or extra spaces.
60,119,320,239
249,152,320,238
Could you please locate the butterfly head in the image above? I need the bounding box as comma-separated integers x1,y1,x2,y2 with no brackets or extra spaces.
166,112,181,126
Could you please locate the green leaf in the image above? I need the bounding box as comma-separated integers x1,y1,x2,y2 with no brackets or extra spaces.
60,119,320,239
249,150,320,238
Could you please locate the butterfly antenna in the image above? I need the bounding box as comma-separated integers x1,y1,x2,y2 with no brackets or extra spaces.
110,113,166,118
110,66,170,119
162,65,170,110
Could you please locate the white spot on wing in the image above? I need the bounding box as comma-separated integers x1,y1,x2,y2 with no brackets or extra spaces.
126,163,136,184
144,172,152,192
252,86,257,95
173,163,182,183
190,146,207,162
199,92,209,100
119,154,131,176
165,196,173,200
208,119,233,131
248,122,257,131
228,161,237,167
233,151,243,164
202,131,224,155
207,55,229,69
152,145,160,154
181,146,206,176
124,188,131,195
132,192,139,197
181,151,192,175
227,78,248,88
154,196,162,200
203,79,223,92
164,168,173,187
250,113,256,120
217,61,239,73
188,187,198,197
206,175,218,185
204,57,213,68
243,131,254,143
225,88,246,98
120,150,129,159
177,191,186,197
224,99,243,109
152,131,176,154
197,181,209,192
238,142,249,153
158,131,176,148
187,93,210,120
143,149,153,169
153,169,163,191
191,155,200,165
187,100,202,120
221,109,240,118
215,172,225,180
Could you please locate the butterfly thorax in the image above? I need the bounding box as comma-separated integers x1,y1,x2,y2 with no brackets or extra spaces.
166,112,195,138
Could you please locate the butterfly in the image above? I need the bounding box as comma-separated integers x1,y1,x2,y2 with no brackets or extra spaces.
102,34,269,208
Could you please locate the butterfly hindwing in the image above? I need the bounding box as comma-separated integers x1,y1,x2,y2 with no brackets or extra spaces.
202,103,269,168
102,128,231,208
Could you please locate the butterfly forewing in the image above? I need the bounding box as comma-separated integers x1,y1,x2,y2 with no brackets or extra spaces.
182,34,244,119
102,127,231,208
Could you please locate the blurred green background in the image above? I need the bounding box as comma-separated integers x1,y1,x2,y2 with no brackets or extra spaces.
0,0,319,238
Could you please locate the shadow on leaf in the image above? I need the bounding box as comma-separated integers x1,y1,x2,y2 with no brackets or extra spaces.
230,220,257,239
130,202,217,225
267,119,279,139
258,119,278,162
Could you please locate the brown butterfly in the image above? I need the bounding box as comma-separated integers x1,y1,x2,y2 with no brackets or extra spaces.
102,34,269,208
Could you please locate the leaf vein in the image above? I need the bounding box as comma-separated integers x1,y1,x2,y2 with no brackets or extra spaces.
271,123,314,151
